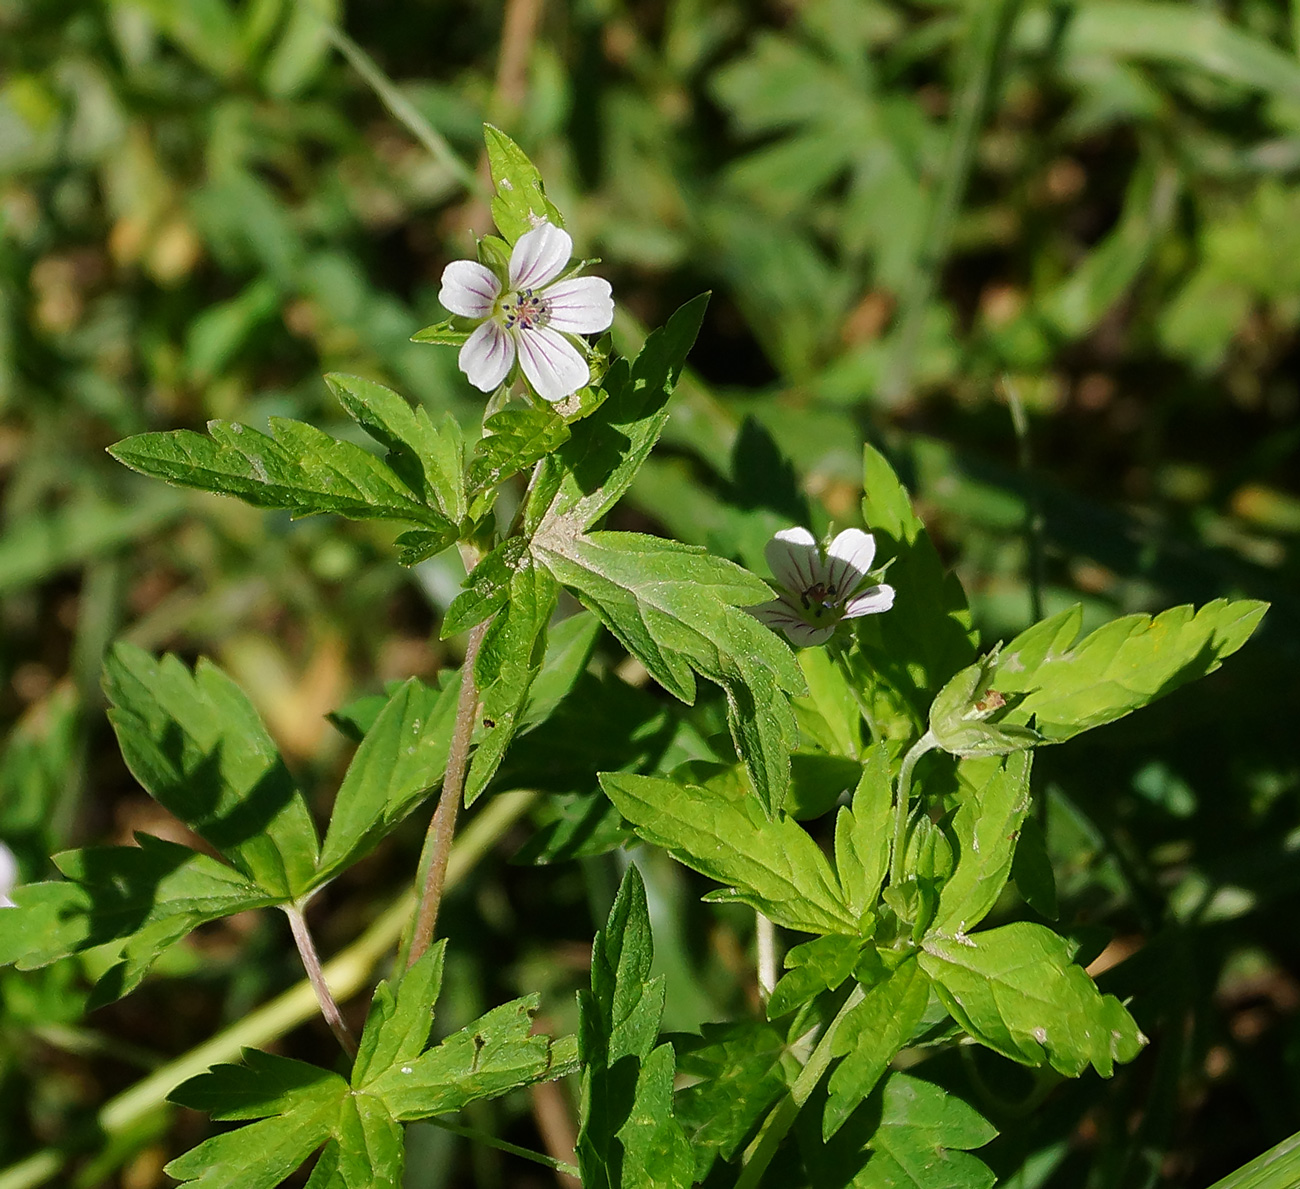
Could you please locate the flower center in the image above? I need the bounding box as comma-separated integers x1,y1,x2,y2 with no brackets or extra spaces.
500,287,552,331
800,581,839,617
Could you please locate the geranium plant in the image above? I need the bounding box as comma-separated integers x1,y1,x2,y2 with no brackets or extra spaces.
0,129,1267,1189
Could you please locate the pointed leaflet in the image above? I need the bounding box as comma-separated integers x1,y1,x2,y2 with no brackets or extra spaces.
919,921,1146,1077
483,124,565,243
526,295,709,536
539,532,802,815
767,935,869,1019
0,837,276,1003
467,408,570,504
834,743,894,920
851,1073,997,1189
673,1021,794,1180
578,865,691,1189
167,1053,350,1189
325,373,466,523
442,538,529,638
931,752,1032,935
988,598,1267,743
849,445,979,734
316,677,459,881
109,418,453,529
103,645,319,898
600,773,856,936
463,551,559,804
824,959,931,1140
352,943,445,1087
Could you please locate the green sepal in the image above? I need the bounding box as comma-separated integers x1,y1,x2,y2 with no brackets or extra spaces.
483,124,565,243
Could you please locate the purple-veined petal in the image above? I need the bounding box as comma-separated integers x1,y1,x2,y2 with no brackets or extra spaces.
509,222,572,291
439,260,501,318
516,326,590,402
783,618,838,647
844,584,896,619
765,527,822,595
825,529,877,597
543,276,614,334
458,320,516,393
750,598,804,629
0,841,16,908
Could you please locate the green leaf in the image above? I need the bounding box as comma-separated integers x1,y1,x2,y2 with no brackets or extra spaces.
785,753,863,821
834,743,894,920
483,124,565,243
103,645,319,898
395,526,459,566
166,1055,349,1189
578,865,691,1189
768,935,869,1019
410,317,470,346
824,959,931,1140
467,408,570,503
527,296,709,536
1011,815,1057,920
1205,1129,1300,1189
931,752,1032,935
673,1021,794,1179
325,373,466,524
929,651,1042,757
601,773,856,935
0,838,275,1002
851,446,979,734
919,921,1146,1077
792,647,863,758
316,678,458,881
463,552,559,804
442,538,529,638
852,1073,997,1189
537,531,802,814
352,943,446,1087
109,418,452,530
991,599,1268,743
368,994,570,1120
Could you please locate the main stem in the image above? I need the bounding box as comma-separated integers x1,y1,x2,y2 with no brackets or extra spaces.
284,904,357,1057
890,730,937,888
734,984,867,1189
408,618,492,968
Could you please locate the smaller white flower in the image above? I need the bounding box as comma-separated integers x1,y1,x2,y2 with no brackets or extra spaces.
438,222,614,403
0,840,18,908
752,527,895,646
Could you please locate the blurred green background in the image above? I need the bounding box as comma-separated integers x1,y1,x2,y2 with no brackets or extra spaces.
1,0,1299,1186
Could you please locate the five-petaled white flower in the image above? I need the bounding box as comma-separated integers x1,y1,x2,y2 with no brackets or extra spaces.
438,221,614,403
753,527,895,646
0,840,17,909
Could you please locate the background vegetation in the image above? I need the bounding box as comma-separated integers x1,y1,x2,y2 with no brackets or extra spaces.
1,0,1298,1186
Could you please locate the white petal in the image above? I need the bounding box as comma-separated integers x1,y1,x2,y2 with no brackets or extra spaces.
458,320,515,393
783,619,837,647
825,529,877,597
844,584,895,618
750,598,803,629
439,260,500,318
0,841,17,908
509,222,572,291
542,276,614,334
516,326,590,402
765,527,822,594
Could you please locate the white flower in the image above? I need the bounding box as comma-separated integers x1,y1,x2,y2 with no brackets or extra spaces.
438,222,614,403
752,527,895,646
0,840,17,908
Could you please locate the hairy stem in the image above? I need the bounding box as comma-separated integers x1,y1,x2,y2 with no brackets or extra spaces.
890,730,938,888
284,904,357,1057
407,618,492,967
734,984,867,1189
